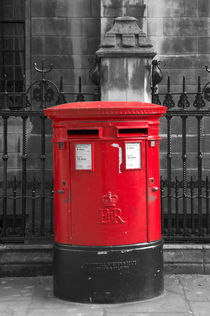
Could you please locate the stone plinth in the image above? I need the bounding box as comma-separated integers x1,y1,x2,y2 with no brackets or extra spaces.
96,16,156,102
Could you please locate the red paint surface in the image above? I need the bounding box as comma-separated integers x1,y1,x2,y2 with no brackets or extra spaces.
45,101,166,246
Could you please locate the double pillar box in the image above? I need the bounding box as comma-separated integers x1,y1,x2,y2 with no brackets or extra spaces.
45,101,166,303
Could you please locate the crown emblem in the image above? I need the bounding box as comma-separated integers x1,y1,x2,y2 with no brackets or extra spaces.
102,192,118,207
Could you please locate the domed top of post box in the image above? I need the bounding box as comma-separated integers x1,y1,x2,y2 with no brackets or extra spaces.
97,16,156,58
44,101,166,120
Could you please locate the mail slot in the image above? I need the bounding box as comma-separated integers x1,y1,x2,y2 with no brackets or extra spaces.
45,101,166,303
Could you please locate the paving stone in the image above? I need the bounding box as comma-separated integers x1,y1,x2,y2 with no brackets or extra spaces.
28,309,104,316
105,278,190,313
106,313,192,316
0,306,28,316
0,275,209,314
164,274,185,294
180,275,210,302
164,263,204,275
190,301,210,316
30,277,85,309
0,277,34,301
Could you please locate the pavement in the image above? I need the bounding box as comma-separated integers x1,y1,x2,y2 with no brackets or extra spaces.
0,275,209,316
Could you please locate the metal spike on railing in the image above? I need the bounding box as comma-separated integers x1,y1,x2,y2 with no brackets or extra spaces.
175,176,179,235
183,76,186,93
167,76,170,93
163,76,175,109
4,74,7,93
31,177,36,235
193,76,205,109
59,76,64,93
79,76,82,93
12,176,17,234
56,76,67,104
178,76,190,109
198,76,201,93
76,76,85,102
206,176,209,235
3,74,8,109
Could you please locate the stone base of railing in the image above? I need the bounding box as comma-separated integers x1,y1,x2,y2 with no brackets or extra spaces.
0,243,210,276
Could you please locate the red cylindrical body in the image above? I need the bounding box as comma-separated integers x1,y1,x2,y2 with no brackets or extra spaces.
45,101,166,303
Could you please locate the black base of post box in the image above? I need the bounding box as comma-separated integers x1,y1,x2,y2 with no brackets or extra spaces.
54,240,163,303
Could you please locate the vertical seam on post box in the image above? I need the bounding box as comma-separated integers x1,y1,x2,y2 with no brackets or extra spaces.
69,142,72,244
145,140,149,243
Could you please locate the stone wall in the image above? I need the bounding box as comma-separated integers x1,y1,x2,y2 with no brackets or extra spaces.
101,0,210,90
1,0,210,195
101,0,146,37
30,0,100,93
100,0,210,178
144,0,210,178
146,0,210,90
0,0,101,184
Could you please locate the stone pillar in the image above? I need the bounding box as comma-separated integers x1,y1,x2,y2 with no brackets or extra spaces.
96,16,156,102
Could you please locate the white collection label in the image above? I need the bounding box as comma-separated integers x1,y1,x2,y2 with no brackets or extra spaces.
75,144,92,170
126,143,141,169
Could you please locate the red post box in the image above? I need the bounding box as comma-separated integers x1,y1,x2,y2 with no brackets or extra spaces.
45,101,166,303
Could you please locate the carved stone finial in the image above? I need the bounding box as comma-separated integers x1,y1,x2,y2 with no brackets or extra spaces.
97,16,156,57
96,16,156,102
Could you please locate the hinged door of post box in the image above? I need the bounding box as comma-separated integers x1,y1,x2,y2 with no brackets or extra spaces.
54,142,71,244
146,140,161,242
70,139,147,246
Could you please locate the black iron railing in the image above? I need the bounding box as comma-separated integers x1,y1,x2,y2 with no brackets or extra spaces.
153,74,210,242
0,62,100,243
1,60,210,243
